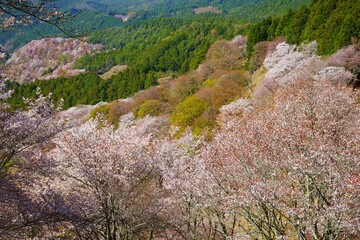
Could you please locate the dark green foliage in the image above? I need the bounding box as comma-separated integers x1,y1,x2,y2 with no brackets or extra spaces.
246,0,360,58
5,69,158,110
5,73,105,109
75,17,242,74
284,6,310,44
0,0,310,54
225,0,311,20
5,16,242,110
246,18,273,58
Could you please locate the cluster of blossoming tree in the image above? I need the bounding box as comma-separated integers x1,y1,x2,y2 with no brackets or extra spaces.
1,38,359,239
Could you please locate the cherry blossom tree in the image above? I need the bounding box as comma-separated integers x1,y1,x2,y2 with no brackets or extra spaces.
327,44,360,74
202,79,360,239
254,41,357,108
313,66,354,83
0,88,63,175
326,44,360,86
254,41,322,103
0,87,74,238
52,114,169,239
156,131,210,239
156,130,245,240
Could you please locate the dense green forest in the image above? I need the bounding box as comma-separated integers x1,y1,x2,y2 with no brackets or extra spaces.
5,73,104,109
246,0,360,57
0,0,309,52
5,16,242,110
6,70,164,110
57,0,311,20
75,16,240,72
5,0,358,111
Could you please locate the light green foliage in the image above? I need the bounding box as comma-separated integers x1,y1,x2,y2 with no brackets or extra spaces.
59,54,67,65
0,159,13,173
137,99,164,118
58,53,73,65
89,104,110,120
202,79,216,87
169,96,209,128
191,115,215,136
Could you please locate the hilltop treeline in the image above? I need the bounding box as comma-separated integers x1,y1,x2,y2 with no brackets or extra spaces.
247,0,360,57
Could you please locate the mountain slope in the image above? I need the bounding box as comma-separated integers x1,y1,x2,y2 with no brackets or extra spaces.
0,0,310,53
57,0,310,19
246,0,360,58
1,38,102,83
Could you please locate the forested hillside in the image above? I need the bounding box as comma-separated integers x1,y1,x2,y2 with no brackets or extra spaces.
2,35,359,240
1,38,102,83
0,0,309,53
1,0,360,238
0,11,124,53
246,0,360,57
5,0,359,111
57,0,311,19
5,16,242,109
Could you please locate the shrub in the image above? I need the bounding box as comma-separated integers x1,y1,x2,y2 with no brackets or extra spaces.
108,100,132,125
205,40,241,61
167,74,203,105
196,73,248,109
137,99,165,118
248,37,285,72
169,96,208,129
132,86,165,113
89,104,110,120
202,79,216,87
191,115,215,136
